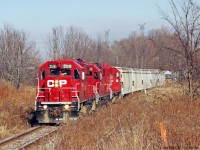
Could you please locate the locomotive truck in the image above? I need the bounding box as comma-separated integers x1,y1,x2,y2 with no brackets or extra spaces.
35,58,165,124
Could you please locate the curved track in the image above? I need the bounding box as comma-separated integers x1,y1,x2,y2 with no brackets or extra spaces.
0,126,58,150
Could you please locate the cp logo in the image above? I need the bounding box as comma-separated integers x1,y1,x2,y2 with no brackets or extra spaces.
47,80,67,87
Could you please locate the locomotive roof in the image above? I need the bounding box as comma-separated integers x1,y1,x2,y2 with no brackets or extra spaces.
42,59,83,68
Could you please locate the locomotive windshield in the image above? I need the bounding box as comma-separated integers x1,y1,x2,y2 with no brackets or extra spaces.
50,68,71,76
61,69,71,76
50,69,59,76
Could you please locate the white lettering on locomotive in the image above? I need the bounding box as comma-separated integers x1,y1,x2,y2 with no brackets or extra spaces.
47,80,67,87
59,80,67,87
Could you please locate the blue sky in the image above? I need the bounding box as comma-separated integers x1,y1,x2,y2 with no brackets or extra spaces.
0,0,197,50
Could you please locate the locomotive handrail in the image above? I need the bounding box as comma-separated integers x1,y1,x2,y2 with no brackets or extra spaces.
58,87,76,90
37,88,51,90
36,86,77,99
36,78,40,100
37,87,76,91
92,85,98,94
74,83,80,110
37,82,81,110
103,83,110,92
36,88,51,99
75,83,80,90
108,83,112,91
96,82,99,89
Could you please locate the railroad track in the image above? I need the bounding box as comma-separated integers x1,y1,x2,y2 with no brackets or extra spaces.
0,126,58,150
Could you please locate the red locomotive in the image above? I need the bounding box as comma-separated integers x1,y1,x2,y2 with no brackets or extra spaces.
35,59,121,123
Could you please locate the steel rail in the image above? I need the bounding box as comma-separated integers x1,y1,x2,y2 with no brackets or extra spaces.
0,126,42,146
0,126,58,150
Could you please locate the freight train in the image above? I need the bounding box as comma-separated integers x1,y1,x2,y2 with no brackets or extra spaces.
35,59,165,124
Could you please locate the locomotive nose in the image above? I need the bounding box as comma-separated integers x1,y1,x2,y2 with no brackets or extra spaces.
45,78,70,102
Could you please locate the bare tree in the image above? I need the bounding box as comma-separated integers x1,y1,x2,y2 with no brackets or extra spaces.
64,26,94,59
96,33,103,63
0,24,38,88
158,0,200,95
148,27,183,71
47,26,64,59
111,32,157,69
47,26,93,60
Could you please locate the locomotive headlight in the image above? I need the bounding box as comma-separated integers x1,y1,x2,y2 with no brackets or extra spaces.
43,105,48,110
64,105,70,110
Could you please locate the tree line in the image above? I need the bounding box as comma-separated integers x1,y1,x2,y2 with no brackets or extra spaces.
0,0,199,97
0,25,40,88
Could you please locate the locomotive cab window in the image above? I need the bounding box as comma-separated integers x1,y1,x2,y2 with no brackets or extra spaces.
50,69,59,76
89,70,92,76
61,69,71,76
94,72,98,79
41,70,46,80
88,67,92,76
74,69,80,79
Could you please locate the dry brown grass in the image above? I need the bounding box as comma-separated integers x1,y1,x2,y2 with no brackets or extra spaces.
0,79,35,140
1,80,200,149
51,84,200,150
